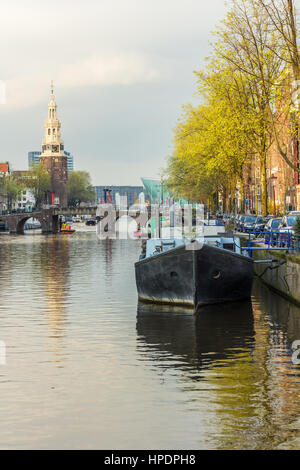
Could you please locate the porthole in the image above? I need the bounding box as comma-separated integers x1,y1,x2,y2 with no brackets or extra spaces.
212,270,221,280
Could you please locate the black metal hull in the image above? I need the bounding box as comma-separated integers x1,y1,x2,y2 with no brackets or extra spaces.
135,244,254,311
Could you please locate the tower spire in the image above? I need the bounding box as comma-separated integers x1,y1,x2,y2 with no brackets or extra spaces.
40,83,68,206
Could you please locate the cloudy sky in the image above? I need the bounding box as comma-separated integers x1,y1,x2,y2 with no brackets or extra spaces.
0,0,228,185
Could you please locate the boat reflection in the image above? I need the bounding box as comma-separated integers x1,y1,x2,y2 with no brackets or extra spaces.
136,300,254,374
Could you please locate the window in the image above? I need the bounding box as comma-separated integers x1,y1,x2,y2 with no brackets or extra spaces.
48,129,51,135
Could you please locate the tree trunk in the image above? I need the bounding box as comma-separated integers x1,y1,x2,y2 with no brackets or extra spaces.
260,156,268,216
239,177,245,213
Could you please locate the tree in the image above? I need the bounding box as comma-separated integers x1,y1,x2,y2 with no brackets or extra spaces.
28,162,51,208
211,0,288,214
67,171,96,206
257,0,300,173
2,175,25,211
166,59,262,213
167,0,300,214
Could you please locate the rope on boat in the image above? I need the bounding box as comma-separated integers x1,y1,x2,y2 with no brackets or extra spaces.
254,259,287,280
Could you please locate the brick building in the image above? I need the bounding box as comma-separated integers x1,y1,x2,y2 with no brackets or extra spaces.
239,99,300,215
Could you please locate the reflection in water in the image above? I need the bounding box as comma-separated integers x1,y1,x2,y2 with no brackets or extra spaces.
136,289,300,450
136,301,254,375
0,234,300,449
40,237,70,365
250,282,300,449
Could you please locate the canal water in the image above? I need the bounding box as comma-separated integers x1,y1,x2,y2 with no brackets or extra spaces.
0,232,300,449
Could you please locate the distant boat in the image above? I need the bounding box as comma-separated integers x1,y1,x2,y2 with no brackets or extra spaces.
135,233,254,312
60,223,75,235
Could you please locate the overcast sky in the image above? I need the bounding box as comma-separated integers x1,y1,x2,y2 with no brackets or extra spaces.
0,0,228,185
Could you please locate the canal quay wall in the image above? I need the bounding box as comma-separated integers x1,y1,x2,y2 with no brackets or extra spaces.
253,248,300,306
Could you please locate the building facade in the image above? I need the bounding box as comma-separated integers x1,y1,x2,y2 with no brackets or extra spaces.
12,189,35,211
39,84,68,206
12,170,36,210
241,112,300,215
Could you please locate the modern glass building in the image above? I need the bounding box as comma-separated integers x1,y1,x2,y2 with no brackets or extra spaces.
28,151,74,172
141,177,190,205
141,178,171,204
94,186,147,207
64,151,74,172
28,151,41,167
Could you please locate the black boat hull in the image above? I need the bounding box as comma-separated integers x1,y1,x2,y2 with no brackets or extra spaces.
135,244,254,311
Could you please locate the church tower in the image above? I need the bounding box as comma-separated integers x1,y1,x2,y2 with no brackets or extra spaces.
40,82,68,206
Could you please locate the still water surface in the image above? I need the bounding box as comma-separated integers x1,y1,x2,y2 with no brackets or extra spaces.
0,232,300,449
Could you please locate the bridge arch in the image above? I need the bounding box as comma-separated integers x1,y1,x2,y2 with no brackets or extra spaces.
15,215,47,234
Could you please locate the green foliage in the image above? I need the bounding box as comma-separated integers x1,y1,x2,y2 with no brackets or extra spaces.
67,171,96,206
28,162,51,208
2,174,25,210
166,66,253,207
165,0,297,215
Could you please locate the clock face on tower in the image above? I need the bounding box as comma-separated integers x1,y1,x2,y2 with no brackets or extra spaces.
52,145,59,153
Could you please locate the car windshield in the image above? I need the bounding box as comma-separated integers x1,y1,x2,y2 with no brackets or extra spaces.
271,219,281,228
245,216,256,222
240,216,245,222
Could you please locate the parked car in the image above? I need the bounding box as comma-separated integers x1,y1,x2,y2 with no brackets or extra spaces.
253,216,273,238
278,214,300,247
242,215,258,233
86,219,96,226
287,211,300,216
264,218,281,245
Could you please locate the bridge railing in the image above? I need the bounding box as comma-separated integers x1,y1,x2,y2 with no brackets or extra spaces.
0,207,40,216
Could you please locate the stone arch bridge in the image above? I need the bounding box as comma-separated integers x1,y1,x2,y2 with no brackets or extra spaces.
0,206,151,234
